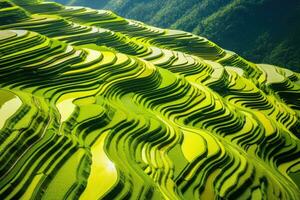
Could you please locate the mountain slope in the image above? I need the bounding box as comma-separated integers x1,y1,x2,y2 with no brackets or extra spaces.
51,0,300,71
0,0,300,199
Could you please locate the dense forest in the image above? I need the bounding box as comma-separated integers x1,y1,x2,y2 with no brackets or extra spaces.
52,0,300,71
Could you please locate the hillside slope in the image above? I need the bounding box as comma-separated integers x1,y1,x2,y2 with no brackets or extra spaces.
0,0,300,199
51,0,300,72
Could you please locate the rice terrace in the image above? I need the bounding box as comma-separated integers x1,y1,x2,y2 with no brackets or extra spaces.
0,0,300,199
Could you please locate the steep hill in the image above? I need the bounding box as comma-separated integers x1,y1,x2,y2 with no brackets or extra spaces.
0,0,300,199
51,0,300,72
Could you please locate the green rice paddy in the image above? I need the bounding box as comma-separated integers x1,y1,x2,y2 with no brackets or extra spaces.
0,0,300,199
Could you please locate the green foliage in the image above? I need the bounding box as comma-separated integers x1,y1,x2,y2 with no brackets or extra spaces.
0,0,15,8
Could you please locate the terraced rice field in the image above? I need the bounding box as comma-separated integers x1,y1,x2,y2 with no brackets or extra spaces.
0,0,300,199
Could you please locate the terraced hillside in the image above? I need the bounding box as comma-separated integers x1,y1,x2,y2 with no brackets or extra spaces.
51,0,300,72
0,0,300,199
